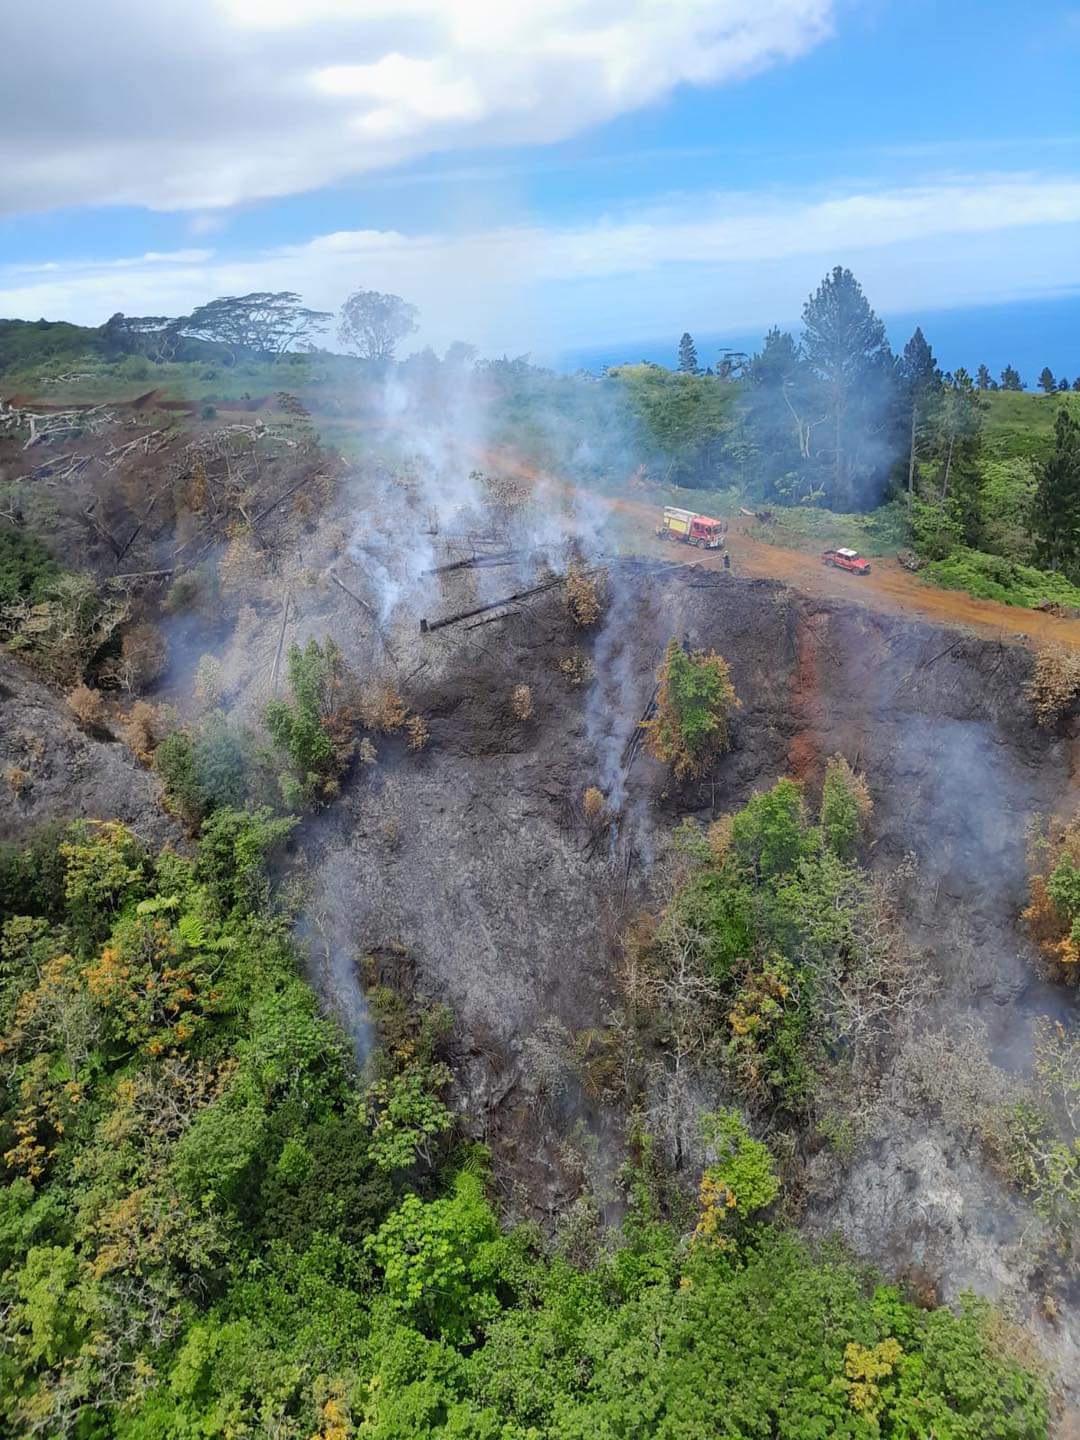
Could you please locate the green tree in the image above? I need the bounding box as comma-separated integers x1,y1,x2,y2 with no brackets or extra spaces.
366,1064,454,1172
740,328,819,501
896,326,942,495
820,755,872,859
677,332,699,374
365,1172,504,1341
0,530,60,607
1039,366,1057,395
695,1109,779,1242
177,292,331,362
1059,376,1071,392
1000,364,1024,391
643,639,739,782
338,288,420,361
609,363,737,486
194,806,296,915
976,363,995,391
929,367,984,519
801,266,896,509
264,638,351,807
1033,408,1080,577
729,778,807,879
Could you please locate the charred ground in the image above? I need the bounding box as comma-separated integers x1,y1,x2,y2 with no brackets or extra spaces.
2,395,1079,1424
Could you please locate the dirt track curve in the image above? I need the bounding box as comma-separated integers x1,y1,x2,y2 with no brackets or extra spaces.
589,484,1080,650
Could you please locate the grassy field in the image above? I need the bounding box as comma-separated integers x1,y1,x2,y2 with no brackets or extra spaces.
736,500,909,557
1,352,368,408
981,387,1080,460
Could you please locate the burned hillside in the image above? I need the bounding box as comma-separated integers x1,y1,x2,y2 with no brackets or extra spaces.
1,394,1078,1427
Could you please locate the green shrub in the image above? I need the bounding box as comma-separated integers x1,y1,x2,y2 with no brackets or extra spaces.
155,731,208,828
924,547,1080,609
820,756,872,859
155,714,251,830
194,806,296,915
264,638,352,807
643,638,739,781
0,530,60,607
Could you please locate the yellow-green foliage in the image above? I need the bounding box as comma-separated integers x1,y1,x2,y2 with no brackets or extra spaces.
644,638,739,781
820,755,873,858
0,812,1050,1438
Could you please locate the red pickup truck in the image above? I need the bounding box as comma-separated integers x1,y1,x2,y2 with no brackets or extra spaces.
822,547,871,575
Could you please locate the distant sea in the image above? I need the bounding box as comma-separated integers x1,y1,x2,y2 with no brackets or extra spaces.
555,291,1080,388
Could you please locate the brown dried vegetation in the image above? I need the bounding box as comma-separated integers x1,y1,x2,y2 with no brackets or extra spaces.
66,683,106,731
564,566,604,627
510,683,535,721
105,622,168,693
119,701,163,762
360,682,409,735
557,652,595,688
1028,646,1080,725
406,715,430,752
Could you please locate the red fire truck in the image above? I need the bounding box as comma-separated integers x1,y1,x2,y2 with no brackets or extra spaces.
657,506,725,550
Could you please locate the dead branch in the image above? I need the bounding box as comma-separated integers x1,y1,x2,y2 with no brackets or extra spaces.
329,570,397,661
420,571,574,633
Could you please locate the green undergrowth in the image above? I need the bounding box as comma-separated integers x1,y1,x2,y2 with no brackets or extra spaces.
745,499,909,557
0,810,1050,1438
923,547,1080,609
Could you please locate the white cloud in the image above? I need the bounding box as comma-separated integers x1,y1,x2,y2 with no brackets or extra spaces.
0,0,833,216
1,175,1078,351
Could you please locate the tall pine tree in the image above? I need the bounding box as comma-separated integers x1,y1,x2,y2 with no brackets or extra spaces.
801,266,896,509
976,364,994,390
896,327,942,495
1000,365,1023,391
1033,409,1080,577
930,368,984,521
1039,367,1057,395
677,333,699,374
740,328,818,501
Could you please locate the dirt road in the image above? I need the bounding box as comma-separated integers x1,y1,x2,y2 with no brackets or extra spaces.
475,447,1079,647
594,486,1080,649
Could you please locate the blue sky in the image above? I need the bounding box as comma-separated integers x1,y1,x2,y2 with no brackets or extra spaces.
1,0,1078,367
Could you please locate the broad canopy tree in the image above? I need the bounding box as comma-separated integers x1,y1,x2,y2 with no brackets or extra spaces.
338,288,420,361
175,292,331,362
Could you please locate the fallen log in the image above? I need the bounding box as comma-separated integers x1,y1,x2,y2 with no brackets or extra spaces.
420,574,566,633
620,679,661,772
424,549,518,576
